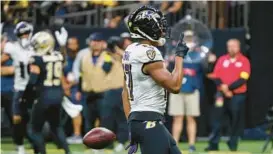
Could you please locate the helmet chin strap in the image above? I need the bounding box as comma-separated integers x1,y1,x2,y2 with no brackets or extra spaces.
157,38,166,46
130,28,166,46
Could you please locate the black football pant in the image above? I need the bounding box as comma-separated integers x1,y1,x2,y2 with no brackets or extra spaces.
30,102,70,154
1,92,13,126
209,93,246,151
100,88,128,144
129,120,181,154
12,91,33,146
82,91,104,134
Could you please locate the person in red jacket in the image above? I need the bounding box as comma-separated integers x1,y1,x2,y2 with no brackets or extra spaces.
206,39,250,151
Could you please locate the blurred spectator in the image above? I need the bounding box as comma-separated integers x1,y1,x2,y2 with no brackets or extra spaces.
99,36,129,152
137,0,151,5
160,1,183,14
1,1,249,28
206,39,250,151
1,0,30,24
55,4,66,17
106,15,122,28
120,32,132,49
208,1,226,29
159,1,185,26
62,37,83,144
227,1,246,28
190,1,209,25
89,0,118,8
72,32,109,136
168,30,207,152
63,1,85,24
1,33,14,126
207,1,247,29
35,1,59,25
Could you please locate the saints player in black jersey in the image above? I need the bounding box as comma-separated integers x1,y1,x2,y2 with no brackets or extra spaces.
24,31,70,154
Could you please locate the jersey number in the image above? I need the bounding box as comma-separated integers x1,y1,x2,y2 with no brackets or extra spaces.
123,64,134,101
19,62,30,79
164,89,167,101
44,62,62,86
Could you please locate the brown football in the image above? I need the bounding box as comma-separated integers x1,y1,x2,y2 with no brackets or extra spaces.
83,127,116,149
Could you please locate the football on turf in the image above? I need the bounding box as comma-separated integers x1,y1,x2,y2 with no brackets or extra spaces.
83,127,116,149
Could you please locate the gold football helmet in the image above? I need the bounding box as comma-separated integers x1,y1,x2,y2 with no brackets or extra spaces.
31,31,55,55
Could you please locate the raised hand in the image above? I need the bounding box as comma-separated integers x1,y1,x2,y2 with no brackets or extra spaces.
54,27,68,47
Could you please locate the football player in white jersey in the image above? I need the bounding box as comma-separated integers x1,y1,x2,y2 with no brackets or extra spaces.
1,21,34,154
122,6,189,154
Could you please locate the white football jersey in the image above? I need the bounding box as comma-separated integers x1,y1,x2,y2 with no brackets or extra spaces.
4,42,34,91
122,43,167,115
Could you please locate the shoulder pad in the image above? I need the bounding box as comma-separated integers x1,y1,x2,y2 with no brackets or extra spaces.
3,42,15,55
129,44,163,63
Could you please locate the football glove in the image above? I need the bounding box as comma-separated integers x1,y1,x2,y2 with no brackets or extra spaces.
125,132,138,154
125,143,138,154
54,27,68,46
175,33,189,58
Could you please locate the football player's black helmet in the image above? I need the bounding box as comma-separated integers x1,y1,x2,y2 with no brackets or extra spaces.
127,5,169,46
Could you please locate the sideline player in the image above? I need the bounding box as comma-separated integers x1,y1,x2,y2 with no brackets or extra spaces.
122,6,189,154
1,21,34,154
25,31,70,154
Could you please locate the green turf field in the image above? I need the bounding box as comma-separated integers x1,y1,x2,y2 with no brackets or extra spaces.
0,138,271,154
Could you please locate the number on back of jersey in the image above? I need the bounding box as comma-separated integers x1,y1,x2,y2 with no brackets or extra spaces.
41,53,64,87
44,61,62,86
123,63,134,101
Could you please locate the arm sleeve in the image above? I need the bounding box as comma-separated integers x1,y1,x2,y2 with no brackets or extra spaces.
228,58,250,90
228,78,247,90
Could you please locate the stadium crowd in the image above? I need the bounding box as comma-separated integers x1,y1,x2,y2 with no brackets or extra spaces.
1,1,247,28
1,1,252,154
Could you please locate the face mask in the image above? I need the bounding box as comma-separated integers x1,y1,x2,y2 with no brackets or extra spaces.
20,38,30,48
